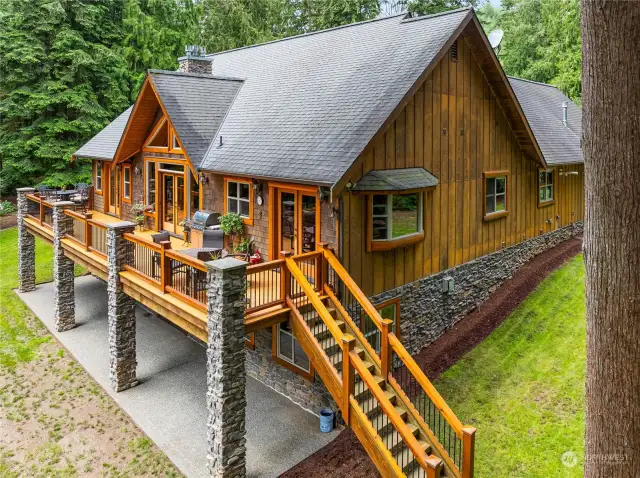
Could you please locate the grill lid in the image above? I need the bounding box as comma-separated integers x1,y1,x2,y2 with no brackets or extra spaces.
192,210,220,227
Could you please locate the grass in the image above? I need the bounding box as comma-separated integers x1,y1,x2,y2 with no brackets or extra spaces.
0,227,181,477
436,254,586,477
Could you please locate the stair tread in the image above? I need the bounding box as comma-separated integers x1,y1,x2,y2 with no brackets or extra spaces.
358,389,395,411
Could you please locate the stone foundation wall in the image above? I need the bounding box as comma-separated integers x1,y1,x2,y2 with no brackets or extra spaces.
371,222,584,355
245,328,337,415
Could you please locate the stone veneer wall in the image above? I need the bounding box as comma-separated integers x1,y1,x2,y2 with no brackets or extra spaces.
245,328,337,415
370,222,584,355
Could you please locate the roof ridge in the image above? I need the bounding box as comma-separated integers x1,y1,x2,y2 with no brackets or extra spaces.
207,14,406,57
148,69,245,82
400,6,473,23
508,75,560,90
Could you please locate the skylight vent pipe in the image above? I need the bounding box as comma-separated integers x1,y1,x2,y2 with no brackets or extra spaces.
562,101,568,127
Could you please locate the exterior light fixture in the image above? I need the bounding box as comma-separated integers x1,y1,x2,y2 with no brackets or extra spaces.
199,172,209,184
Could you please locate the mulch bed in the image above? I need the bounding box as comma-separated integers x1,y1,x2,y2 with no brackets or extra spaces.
280,236,583,478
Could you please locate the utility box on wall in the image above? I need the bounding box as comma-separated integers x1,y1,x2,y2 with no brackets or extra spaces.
442,276,455,294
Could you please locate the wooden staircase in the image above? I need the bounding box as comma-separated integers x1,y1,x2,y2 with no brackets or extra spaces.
282,247,476,478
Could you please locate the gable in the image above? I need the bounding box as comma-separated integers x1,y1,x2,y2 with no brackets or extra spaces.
113,71,243,171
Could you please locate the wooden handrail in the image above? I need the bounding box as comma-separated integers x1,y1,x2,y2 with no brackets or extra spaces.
63,209,87,221
389,333,464,437
350,350,431,472
292,250,323,262
323,248,384,332
87,218,108,230
324,285,382,369
247,258,285,275
285,257,345,345
122,232,162,252
166,249,207,272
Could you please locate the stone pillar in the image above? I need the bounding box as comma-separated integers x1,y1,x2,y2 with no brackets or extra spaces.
16,187,36,293
52,201,76,331
106,221,137,392
206,257,248,478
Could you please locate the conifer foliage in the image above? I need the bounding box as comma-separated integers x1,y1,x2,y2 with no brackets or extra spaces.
0,0,130,194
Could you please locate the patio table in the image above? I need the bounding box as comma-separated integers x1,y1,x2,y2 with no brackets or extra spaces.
55,189,78,201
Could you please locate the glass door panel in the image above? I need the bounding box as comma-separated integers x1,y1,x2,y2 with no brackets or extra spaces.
279,191,297,254
300,195,316,253
175,176,185,234
162,174,175,232
108,165,118,214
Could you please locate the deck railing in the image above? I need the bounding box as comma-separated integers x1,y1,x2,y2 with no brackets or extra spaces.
320,245,475,478
63,209,89,247
165,250,208,309
88,220,108,257
123,233,162,284
24,193,54,228
245,259,285,314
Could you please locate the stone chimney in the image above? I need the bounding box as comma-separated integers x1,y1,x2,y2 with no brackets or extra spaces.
178,45,213,74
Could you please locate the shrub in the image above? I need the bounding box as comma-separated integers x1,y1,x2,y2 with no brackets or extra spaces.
0,201,17,216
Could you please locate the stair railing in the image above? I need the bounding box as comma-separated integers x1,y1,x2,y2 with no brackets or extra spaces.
319,244,475,478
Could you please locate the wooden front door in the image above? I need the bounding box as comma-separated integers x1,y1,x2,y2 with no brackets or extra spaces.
276,188,319,256
106,163,119,216
160,172,185,235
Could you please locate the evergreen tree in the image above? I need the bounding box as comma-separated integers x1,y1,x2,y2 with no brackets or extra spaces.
0,0,130,194
122,0,199,96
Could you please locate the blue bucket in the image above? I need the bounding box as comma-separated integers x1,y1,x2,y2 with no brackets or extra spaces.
319,408,334,433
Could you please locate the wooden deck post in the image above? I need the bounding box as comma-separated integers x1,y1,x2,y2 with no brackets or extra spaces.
84,212,93,250
426,455,444,478
317,242,328,290
341,334,356,424
280,251,293,300
381,318,394,378
462,426,476,478
39,195,44,226
159,240,171,293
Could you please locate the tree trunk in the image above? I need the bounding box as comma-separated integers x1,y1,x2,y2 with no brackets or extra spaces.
582,2,640,477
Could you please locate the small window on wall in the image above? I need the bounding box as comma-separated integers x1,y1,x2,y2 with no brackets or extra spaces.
146,161,156,214
538,169,554,205
122,165,132,202
274,321,312,378
225,178,253,224
484,171,508,220
94,162,103,193
369,192,424,251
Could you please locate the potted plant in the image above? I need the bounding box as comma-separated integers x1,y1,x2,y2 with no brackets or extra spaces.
219,212,245,251
130,203,146,230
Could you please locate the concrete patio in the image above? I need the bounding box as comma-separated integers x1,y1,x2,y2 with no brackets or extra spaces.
17,275,338,478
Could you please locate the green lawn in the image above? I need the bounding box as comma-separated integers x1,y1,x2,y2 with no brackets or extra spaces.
0,228,181,476
436,255,586,477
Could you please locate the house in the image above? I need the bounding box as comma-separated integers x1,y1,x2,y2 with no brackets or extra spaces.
16,7,583,478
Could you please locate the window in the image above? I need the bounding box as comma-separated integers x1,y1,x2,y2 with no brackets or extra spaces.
146,119,168,148
538,169,554,205
274,321,312,377
484,171,508,219
94,162,103,193
224,178,253,224
171,131,181,152
122,165,132,202
145,161,156,213
368,192,424,251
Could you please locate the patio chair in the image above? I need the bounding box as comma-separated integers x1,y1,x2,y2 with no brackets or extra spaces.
151,232,172,280
72,184,89,213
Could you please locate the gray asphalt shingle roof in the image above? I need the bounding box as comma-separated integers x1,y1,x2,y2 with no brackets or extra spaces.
148,70,243,165
508,77,583,165
353,168,438,191
199,8,472,185
73,107,132,161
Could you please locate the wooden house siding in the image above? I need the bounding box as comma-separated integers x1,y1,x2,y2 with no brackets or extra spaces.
340,37,585,296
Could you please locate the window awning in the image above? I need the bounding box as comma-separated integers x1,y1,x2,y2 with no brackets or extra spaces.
352,167,438,192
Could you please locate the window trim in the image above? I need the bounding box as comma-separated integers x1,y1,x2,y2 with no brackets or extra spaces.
223,177,254,225
271,323,314,381
483,170,509,221
366,192,425,252
121,164,132,203
94,161,103,194
537,168,556,207
144,117,169,152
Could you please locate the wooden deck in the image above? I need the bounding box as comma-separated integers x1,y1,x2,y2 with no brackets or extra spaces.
23,203,291,342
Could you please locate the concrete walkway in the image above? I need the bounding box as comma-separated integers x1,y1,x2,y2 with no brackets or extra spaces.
18,276,338,478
